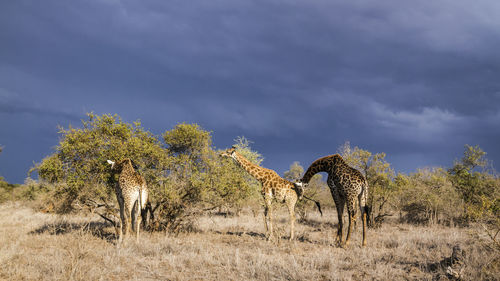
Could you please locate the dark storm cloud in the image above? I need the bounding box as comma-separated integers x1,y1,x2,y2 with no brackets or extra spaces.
1,0,500,183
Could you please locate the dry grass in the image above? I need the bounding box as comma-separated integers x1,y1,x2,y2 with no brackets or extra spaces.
0,202,497,281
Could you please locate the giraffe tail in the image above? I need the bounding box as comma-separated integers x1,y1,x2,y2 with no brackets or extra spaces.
303,195,323,216
139,186,148,210
139,188,143,211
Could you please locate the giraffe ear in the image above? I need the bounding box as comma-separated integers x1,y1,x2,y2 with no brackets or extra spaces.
231,145,237,149
107,160,115,165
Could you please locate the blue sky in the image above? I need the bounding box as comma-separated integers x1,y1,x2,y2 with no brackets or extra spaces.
1,0,500,184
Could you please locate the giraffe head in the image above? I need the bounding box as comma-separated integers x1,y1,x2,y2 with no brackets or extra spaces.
293,180,305,199
220,146,237,159
293,180,308,189
107,158,132,173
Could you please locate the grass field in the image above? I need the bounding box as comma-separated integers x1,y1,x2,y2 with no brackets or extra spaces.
0,202,497,280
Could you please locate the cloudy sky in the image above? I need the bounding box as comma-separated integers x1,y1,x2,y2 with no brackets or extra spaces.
1,0,500,184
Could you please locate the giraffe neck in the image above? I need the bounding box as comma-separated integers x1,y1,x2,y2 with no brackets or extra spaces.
232,151,267,182
122,161,135,174
117,160,137,179
301,154,342,183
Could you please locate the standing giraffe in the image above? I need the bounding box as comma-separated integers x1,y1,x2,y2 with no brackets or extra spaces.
295,154,368,246
107,158,149,243
221,147,303,241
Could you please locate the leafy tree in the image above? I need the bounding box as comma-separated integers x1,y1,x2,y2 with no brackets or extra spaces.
284,161,303,182
206,136,263,213
163,123,211,159
31,113,170,215
162,123,212,202
36,154,64,183
161,127,262,222
232,136,264,165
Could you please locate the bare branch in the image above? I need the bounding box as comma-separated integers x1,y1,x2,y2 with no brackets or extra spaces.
96,212,117,227
303,195,323,216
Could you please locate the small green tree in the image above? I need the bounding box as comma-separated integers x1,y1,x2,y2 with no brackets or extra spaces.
283,161,303,182
206,137,263,213
162,123,212,202
162,127,262,221
448,145,500,221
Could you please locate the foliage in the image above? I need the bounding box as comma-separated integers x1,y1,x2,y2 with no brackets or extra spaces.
283,161,303,182
201,149,260,214
35,154,64,183
163,123,212,159
232,136,264,165
0,176,12,203
0,147,16,203
395,168,463,225
205,137,263,213
161,128,262,219
31,113,170,213
28,115,266,231
448,145,500,221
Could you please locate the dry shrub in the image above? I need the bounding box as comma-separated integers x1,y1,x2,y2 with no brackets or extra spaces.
401,202,430,225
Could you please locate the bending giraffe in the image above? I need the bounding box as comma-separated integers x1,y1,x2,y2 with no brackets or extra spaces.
107,158,149,243
221,147,303,241
295,154,368,246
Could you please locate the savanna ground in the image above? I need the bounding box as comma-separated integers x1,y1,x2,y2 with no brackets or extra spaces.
1,202,497,281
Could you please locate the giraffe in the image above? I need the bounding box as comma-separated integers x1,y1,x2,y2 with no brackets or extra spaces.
107,158,149,243
221,147,303,241
295,154,368,247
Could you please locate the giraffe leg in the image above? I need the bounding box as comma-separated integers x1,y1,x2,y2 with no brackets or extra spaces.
133,200,140,242
136,188,144,242
131,200,137,233
123,202,133,240
264,195,274,241
345,198,356,247
118,203,125,244
263,205,269,234
333,196,345,246
116,192,125,244
345,211,353,247
287,197,296,241
362,210,367,247
359,190,368,247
